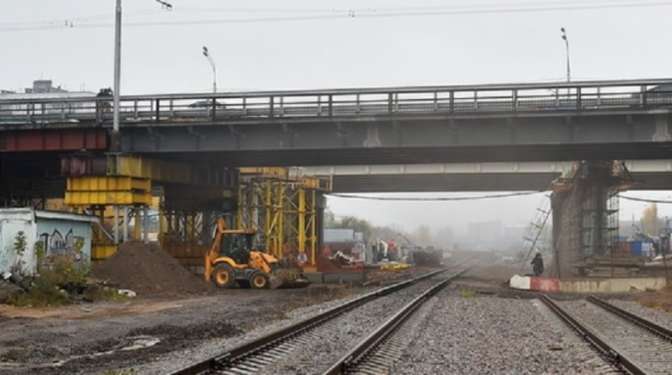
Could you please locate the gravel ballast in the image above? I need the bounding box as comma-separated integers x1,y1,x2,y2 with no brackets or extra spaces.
393,291,611,374
607,298,672,331
258,276,450,375
558,299,672,375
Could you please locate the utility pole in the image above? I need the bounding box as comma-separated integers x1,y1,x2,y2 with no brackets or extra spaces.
112,0,172,152
561,27,571,82
112,0,122,151
202,46,217,94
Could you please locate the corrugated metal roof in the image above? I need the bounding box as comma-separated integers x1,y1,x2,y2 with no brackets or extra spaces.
0,208,98,223
36,210,99,223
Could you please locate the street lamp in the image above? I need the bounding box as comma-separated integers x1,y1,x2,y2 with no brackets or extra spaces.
560,27,571,82
112,0,172,151
202,46,217,94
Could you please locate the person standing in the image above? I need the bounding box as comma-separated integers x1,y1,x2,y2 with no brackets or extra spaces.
531,251,544,276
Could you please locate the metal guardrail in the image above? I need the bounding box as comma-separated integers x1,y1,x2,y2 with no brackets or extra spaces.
1,79,671,127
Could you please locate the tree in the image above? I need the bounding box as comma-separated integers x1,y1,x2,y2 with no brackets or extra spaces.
641,203,659,236
323,209,337,227
338,216,374,241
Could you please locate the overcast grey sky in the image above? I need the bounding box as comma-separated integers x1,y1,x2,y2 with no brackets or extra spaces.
2,0,671,232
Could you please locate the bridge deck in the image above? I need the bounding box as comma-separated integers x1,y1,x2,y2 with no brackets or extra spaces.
1,79,671,128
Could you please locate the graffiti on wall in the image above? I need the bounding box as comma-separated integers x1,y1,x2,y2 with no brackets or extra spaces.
39,229,85,261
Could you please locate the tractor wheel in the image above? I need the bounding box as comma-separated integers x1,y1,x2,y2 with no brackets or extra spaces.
249,272,269,289
212,264,236,288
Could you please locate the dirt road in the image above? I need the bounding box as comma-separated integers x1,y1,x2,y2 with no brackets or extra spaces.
0,285,352,374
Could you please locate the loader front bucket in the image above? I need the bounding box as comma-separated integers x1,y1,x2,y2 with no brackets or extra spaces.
270,268,311,289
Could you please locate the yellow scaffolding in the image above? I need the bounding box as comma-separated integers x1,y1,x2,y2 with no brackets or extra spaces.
236,174,329,267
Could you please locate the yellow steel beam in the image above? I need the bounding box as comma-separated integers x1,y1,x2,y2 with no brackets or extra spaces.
67,176,151,192
239,167,288,178
65,191,152,206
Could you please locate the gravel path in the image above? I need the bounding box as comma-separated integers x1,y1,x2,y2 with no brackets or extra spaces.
258,275,450,375
607,299,672,331
392,291,611,374
559,299,672,375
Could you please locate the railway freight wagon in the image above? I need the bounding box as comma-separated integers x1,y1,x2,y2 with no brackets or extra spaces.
0,208,97,275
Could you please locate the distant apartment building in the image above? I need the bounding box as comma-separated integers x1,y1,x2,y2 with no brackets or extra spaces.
0,79,95,117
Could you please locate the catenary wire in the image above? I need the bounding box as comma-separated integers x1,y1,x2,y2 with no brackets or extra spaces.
327,191,544,201
2,0,672,32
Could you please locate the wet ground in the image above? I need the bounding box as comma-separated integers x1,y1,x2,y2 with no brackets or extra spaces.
2,252,668,374
0,285,354,374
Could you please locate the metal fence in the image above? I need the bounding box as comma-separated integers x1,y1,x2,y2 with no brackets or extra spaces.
1,78,671,126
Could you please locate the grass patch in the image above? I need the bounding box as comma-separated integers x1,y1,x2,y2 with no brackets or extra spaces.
460,288,476,298
6,256,127,307
101,369,137,375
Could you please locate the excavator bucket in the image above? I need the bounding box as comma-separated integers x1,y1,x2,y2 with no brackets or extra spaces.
270,268,310,289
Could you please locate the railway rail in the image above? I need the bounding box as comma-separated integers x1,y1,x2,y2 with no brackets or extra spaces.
170,267,465,375
323,270,463,375
541,295,672,375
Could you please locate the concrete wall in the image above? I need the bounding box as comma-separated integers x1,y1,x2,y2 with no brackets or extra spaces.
0,211,37,274
551,188,583,278
559,277,667,293
0,209,94,275
35,218,92,266
511,275,667,293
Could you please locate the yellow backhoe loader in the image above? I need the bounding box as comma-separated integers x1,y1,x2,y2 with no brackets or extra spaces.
204,218,309,289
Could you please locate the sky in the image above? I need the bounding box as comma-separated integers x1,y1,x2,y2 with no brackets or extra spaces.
2,0,672,233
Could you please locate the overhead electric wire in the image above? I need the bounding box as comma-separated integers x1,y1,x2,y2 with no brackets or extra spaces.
327,191,544,201
2,0,672,32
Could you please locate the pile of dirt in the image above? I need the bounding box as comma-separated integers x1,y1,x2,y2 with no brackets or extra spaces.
91,241,210,296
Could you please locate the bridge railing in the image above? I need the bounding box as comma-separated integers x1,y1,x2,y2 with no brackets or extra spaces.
1,79,671,126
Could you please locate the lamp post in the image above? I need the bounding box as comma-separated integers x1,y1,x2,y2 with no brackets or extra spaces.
112,0,172,151
560,27,571,82
202,46,217,94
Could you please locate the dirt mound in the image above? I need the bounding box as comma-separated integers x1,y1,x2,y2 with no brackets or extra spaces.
91,241,210,296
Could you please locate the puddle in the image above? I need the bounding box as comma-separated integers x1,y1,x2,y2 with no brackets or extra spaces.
2,335,161,369
119,336,161,351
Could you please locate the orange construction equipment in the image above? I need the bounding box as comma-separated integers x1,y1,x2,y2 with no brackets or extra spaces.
204,218,309,289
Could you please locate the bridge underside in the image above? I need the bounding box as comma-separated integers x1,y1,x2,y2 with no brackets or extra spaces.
2,153,670,203
328,172,672,192
141,141,672,167
115,113,672,165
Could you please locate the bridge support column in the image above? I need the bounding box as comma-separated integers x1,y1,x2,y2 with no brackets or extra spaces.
551,161,633,278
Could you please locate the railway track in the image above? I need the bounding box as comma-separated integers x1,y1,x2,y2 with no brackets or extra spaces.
170,267,466,375
323,272,459,375
541,295,672,375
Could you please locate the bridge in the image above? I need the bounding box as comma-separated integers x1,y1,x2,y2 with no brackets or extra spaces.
300,160,672,192
2,78,671,166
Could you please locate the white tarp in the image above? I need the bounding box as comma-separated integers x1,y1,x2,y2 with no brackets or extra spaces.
509,274,531,290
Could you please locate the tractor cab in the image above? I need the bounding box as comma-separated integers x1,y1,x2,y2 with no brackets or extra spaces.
219,230,256,264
